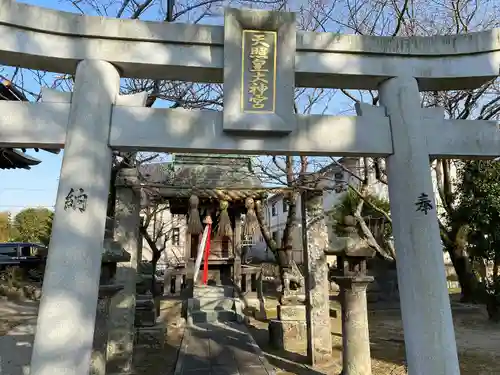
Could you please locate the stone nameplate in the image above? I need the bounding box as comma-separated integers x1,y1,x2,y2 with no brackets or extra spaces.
224,8,296,133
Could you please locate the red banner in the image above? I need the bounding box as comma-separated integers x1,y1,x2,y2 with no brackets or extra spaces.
202,224,212,285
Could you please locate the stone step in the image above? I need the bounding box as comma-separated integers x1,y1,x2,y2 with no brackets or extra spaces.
188,297,236,312
192,290,234,299
193,285,234,298
190,309,237,323
134,326,165,348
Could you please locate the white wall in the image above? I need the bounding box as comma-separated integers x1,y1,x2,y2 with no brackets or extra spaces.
141,206,187,267
251,161,349,264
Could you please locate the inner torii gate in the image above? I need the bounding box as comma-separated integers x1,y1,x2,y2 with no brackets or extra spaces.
1,2,500,375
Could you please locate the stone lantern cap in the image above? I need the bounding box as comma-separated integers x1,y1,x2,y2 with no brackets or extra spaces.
100,239,130,286
102,238,131,263
344,245,376,258
98,284,124,299
326,237,376,258
326,215,376,259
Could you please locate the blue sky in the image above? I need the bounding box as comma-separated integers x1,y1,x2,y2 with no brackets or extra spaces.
0,1,66,214
0,0,97,214
1,0,351,214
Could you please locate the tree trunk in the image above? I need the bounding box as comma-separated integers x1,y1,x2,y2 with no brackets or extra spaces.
138,225,162,297
445,244,481,302
440,222,481,303
254,200,290,291
280,193,297,250
151,254,160,297
254,200,278,256
486,255,500,322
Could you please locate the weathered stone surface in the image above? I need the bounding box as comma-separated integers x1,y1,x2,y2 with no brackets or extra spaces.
188,285,243,325
277,305,306,321
330,281,340,293
379,77,460,375
268,319,307,351
135,294,157,327
90,285,123,375
106,173,141,374
90,298,110,375
335,277,373,375
301,191,332,364
29,60,120,375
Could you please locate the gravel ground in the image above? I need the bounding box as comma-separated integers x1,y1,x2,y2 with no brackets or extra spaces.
246,301,500,375
2,296,499,375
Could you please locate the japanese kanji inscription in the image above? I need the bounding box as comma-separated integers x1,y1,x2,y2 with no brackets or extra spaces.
241,30,277,113
415,192,433,215
64,188,88,213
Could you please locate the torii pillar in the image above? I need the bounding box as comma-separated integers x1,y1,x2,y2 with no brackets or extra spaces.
379,76,460,375
30,60,119,375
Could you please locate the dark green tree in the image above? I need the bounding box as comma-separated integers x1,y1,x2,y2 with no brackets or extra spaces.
330,188,394,260
11,208,54,245
0,211,12,242
456,160,500,320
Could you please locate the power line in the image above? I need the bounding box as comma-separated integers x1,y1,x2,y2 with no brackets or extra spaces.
0,205,55,208
0,188,55,191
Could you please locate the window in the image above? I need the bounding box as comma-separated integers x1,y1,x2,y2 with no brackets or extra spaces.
334,171,346,193
267,231,279,252
242,234,254,246
272,231,279,244
334,171,344,180
283,202,288,212
172,227,180,246
0,245,18,257
20,246,33,257
271,203,277,216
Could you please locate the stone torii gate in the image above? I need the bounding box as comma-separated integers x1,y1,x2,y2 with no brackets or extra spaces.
1,1,500,375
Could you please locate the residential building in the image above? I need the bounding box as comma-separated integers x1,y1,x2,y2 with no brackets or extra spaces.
140,205,188,267
250,157,360,264
251,157,457,269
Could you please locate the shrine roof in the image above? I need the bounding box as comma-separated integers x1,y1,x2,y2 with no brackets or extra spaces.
0,149,41,169
139,154,268,201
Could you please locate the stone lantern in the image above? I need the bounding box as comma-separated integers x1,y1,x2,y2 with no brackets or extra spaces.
90,239,129,375
269,243,307,352
328,215,375,375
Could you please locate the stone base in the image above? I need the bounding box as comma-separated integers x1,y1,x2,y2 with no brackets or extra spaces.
134,326,165,349
268,319,307,351
277,304,306,321
135,296,157,327
90,285,123,375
